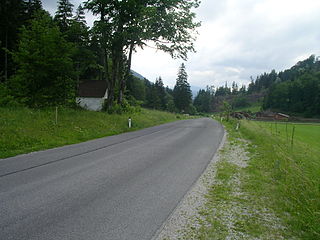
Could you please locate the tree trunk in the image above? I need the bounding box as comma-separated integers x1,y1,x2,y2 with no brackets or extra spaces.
118,42,134,104
100,5,110,109
108,50,120,108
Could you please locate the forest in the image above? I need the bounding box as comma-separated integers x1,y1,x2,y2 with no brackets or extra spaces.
0,0,199,113
193,55,320,117
1,1,319,117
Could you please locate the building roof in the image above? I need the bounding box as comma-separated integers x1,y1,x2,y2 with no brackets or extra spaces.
277,113,290,118
78,81,107,98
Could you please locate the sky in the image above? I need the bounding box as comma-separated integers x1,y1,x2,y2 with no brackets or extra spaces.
43,0,320,89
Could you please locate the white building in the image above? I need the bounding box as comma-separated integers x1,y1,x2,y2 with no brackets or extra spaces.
76,81,108,111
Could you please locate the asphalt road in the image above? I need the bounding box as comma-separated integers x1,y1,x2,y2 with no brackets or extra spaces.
0,118,224,240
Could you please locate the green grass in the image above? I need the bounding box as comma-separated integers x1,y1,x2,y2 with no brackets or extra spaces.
0,107,186,159
239,120,320,239
234,102,262,113
189,119,320,239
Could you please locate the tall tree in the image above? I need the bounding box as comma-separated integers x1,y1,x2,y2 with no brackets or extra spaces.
173,63,192,112
84,0,200,108
155,76,166,110
74,4,86,25
9,11,76,107
0,0,42,82
54,0,74,33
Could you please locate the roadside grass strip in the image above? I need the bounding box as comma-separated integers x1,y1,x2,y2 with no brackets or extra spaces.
0,107,187,159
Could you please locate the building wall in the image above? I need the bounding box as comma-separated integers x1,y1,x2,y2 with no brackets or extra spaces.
76,97,104,111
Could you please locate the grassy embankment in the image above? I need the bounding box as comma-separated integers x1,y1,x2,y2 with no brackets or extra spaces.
0,107,186,159
234,101,262,113
193,119,320,239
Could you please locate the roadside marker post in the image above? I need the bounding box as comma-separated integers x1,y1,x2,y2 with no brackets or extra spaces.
128,117,132,128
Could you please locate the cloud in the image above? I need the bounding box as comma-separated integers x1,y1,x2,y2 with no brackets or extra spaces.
42,0,320,90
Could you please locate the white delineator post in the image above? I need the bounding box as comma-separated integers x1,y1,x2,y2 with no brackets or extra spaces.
128,117,132,128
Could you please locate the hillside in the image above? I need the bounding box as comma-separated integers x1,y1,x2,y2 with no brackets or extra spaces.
192,55,320,117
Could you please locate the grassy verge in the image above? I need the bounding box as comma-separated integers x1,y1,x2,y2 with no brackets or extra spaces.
0,107,186,159
234,102,262,113
191,119,319,239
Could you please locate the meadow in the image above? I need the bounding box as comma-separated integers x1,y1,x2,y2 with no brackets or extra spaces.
0,107,184,159
239,120,320,239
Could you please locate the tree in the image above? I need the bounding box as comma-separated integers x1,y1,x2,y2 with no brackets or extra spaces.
74,4,86,25
84,0,200,108
231,81,238,95
0,0,42,82
173,63,192,112
194,86,214,113
9,11,76,107
54,0,74,33
155,76,166,110
222,101,232,121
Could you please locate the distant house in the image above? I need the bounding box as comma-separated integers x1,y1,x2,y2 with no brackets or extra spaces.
274,113,290,121
76,81,108,111
255,111,290,121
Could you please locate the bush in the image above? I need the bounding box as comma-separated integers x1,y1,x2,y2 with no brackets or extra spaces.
105,99,141,114
0,83,22,107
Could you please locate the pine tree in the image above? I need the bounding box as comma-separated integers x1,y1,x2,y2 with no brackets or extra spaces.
155,76,166,110
54,0,74,33
0,0,42,82
9,11,76,107
74,4,86,25
25,0,43,19
173,63,192,113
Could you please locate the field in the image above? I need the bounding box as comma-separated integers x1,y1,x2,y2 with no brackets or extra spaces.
190,119,320,239
0,107,185,159
237,120,320,239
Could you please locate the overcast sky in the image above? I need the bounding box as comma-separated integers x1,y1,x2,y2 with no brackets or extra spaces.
43,0,320,89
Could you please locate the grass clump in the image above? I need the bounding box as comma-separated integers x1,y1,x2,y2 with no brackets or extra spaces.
0,107,186,158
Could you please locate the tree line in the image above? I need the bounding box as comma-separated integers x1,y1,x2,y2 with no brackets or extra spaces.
0,0,200,110
193,55,320,117
127,63,194,114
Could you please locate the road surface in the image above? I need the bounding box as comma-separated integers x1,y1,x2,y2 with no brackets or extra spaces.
0,118,224,240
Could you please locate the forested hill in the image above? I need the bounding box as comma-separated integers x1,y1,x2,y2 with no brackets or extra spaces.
262,55,320,117
193,55,320,117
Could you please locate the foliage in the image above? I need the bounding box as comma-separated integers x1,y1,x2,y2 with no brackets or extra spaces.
0,82,21,107
231,96,249,109
173,63,192,113
222,101,232,120
263,71,320,116
54,0,74,33
9,11,76,107
84,0,201,107
0,0,43,82
126,75,146,102
105,99,141,115
193,86,214,113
